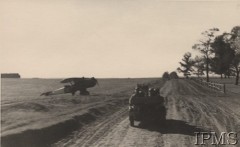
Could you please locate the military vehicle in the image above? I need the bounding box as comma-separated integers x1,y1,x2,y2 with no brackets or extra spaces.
129,85,166,126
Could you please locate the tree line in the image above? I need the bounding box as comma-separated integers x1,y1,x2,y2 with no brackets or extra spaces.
177,26,240,85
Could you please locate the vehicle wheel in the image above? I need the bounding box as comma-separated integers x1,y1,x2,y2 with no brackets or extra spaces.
130,119,134,126
129,116,134,126
160,106,167,119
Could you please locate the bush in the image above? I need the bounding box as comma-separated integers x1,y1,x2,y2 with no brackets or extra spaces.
162,72,170,80
169,71,179,79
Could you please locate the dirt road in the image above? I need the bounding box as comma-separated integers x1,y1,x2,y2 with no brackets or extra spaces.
53,79,240,147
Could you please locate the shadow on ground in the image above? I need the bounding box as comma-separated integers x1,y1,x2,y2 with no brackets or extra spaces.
137,119,206,136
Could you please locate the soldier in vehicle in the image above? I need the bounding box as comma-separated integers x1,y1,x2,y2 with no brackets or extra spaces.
147,88,165,107
154,88,164,104
129,87,144,106
154,88,160,95
148,88,155,97
148,88,166,121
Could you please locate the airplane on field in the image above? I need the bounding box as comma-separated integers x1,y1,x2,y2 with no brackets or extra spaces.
41,77,98,96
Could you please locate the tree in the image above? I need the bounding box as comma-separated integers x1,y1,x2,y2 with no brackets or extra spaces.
169,71,179,79
229,26,240,54
177,52,195,78
232,54,240,85
193,56,205,78
192,28,219,82
228,26,240,85
162,72,170,80
211,34,235,78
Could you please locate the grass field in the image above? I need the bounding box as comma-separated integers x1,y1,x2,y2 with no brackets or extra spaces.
209,77,240,94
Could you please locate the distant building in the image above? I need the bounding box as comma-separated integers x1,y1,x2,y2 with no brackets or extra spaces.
1,73,21,78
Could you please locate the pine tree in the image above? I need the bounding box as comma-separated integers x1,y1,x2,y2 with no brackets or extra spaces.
177,52,195,78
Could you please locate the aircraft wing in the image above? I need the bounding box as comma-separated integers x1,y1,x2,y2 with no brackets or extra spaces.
60,77,84,84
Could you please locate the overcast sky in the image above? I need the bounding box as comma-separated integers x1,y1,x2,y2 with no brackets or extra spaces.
1,0,239,78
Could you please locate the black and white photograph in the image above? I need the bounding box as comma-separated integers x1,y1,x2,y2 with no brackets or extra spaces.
1,0,240,146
